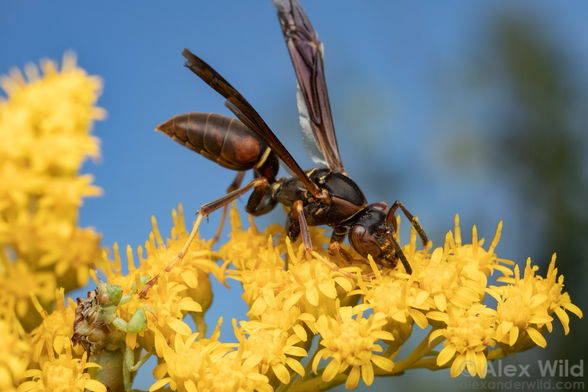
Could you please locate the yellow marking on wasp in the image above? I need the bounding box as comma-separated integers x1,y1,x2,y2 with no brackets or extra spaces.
253,147,273,170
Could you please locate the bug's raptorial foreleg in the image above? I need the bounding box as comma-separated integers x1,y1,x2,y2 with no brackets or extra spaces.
386,201,428,246
327,228,354,263
213,170,247,244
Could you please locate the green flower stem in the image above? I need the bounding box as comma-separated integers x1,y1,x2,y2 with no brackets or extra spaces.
406,348,508,371
487,348,508,360
406,356,445,371
286,368,348,392
303,339,321,375
380,331,444,375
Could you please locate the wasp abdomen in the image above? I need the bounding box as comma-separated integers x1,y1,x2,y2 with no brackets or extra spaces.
156,112,272,173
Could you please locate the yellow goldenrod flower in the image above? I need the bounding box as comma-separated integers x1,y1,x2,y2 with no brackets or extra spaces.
203,355,273,392
28,288,84,368
0,303,29,392
527,254,583,334
0,52,104,331
151,321,258,392
430,303,497,378
233,319,306,385
488,254,583,353
223,205,353,337
285,239,356,320
0,262,56,323
16,350,105,392
99,206,222,344
220,207,286,272
418,221,509,314
2,64,581,392
356,273,431,352
313,301,394,389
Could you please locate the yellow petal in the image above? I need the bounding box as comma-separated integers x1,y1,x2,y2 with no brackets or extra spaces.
437,344,457,366
184,379,197,392
319,281,337,298
283,290,304,311
528,314,553,324
149,378,172,391
526,327,547,348
322,360,340,382
554,306,570,335
306,286,319,307
334,276,353,292
249,296,267,316
509,325,519,347
312,348,326,373
168,319,192,336
180,297,203,313
410,309,429,329
475,351,488,378
434,294,447,312
346,366,361,389
284,346,307,357
272,363,291,384
17,381,41,392
450,353,468,377
370,355,394,372
427,311,448,323
83,380,107,392
180,269,198,288
362,362,375,386
286,357,305,376
292,323,307,341
562,301,583,318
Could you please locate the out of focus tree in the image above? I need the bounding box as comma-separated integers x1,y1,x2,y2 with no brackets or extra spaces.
462,12,588,371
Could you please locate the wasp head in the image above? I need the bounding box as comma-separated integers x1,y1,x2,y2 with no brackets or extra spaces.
348,202,411,273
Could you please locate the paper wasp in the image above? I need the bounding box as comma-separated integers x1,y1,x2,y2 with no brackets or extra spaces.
144,0,427,294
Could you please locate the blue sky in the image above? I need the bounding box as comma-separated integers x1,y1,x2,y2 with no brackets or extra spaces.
2,1,587,390
2,0,586,256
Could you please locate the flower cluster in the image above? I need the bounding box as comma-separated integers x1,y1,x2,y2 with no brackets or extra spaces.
0,52,104,332
0,54,108,391
1,54,582,392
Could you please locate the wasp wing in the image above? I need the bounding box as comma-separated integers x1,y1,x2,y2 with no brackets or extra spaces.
274,0,345,173
296,82,328,168
182,49,322,198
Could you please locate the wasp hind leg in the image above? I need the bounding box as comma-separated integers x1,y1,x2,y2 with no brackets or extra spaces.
139,176,271,299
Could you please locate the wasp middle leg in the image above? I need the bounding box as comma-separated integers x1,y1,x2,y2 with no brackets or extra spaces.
212,170,246,244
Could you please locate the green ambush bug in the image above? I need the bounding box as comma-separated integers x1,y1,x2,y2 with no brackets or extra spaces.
72,270,157,392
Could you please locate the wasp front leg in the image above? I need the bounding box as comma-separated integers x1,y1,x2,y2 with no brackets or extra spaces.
327,228,355,263
386,200,428,247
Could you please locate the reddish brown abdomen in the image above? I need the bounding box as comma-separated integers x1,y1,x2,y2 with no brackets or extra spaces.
156,112,267,171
